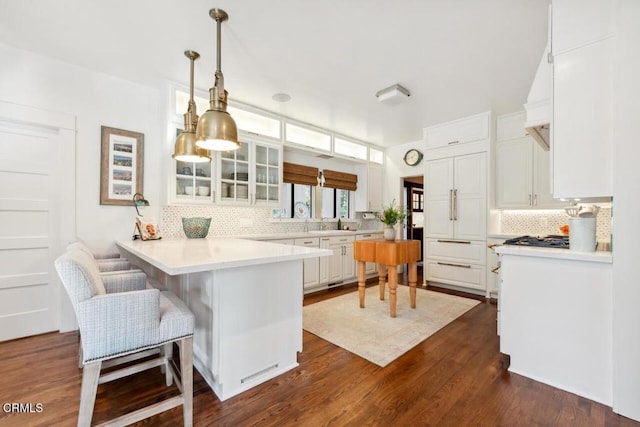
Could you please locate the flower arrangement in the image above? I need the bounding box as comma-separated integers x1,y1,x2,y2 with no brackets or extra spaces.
377,199,407,226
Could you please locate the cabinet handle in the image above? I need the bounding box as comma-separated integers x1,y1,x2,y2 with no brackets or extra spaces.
321,238,330,241
528,194,532,206
437,262,471,269
449,190,454,221
438,239,471,244
491,266,500,274
362,234,371,238
447,140,459,145
534,194,538,206
487,243,498,249
303,240,314,244
453,189,458,221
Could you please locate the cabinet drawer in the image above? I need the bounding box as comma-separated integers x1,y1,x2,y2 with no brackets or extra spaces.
328,235,355,244
425,260,486,291
355,233,383,241
424,112,490,150
294,237,319,247
425,239,486,265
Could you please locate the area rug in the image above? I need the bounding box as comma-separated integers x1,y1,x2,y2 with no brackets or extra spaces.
303,286,480,367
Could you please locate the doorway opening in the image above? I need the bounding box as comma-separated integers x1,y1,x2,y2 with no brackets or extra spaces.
402,175,424,265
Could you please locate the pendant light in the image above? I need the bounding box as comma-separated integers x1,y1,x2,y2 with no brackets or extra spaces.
196,8,240,151
172,50,211,163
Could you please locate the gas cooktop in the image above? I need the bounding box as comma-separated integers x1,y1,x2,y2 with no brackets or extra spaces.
504,235,570,249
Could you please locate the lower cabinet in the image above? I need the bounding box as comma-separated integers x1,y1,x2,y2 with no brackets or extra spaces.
294,237,320,291
355,232,383,275
424,238,487,295
326,235,356,284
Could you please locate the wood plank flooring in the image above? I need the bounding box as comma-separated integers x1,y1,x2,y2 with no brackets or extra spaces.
0,274,638,426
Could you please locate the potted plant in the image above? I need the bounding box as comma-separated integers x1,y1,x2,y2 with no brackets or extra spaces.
376,199,407,241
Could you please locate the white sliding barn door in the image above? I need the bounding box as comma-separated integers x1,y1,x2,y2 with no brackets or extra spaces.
0,101,75,341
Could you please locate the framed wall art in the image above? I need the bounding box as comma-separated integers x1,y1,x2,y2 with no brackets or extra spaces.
100,126,144,205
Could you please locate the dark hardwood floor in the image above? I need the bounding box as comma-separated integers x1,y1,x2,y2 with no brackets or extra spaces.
1,270,637,426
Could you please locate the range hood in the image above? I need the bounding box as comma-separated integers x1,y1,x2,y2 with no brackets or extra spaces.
524,42,552,151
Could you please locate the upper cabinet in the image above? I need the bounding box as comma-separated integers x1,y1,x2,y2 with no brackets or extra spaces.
551,0,614,55
495,112,563,209
424,112,490,150
551,0,613,199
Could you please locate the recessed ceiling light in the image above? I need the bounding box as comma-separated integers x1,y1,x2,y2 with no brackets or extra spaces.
272,93,291,102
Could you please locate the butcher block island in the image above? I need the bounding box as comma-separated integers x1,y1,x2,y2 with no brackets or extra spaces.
117,238,331,401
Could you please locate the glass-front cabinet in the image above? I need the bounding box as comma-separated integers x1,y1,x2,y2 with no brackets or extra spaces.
219,142,250,204
175,159,213,203
254,143,280,204
217,135,281,206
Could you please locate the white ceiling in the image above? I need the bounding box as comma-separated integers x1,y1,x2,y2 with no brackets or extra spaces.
0,0,549,147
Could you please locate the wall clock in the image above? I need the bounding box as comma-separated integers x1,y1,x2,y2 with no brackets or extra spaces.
403,148,423,166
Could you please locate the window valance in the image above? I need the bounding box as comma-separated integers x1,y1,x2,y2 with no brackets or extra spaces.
283,162,319,186
322,169,358,191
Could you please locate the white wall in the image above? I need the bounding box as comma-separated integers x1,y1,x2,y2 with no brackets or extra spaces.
612,0,640,421
385,140,426,207
0,43,162,254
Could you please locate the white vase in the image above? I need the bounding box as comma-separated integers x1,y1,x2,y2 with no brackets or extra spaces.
383,225,396,241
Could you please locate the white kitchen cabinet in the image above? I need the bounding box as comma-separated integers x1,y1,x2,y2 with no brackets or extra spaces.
319,237,331,284
326,235,355,284
552,38,613,199
355,165,383,212
423,111,490,150
173,158,214,203
496,137,563,209
549,0,613,200
425,150,487,294
425,153,486,241
355,232,383,275
552,0,613,55
295,237,320,291
216,133,282,206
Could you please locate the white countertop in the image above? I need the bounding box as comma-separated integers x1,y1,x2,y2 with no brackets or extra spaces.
495,244,612,263
236,229,384,241
117,238,332,275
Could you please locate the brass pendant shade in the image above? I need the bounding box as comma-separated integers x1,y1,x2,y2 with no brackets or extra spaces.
173,50,211,163
195,8,240,151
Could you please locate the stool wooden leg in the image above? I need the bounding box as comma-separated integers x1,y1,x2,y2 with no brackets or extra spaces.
388,265,398,318
78,361,101,427
378,264,387,300
163,343,173,386
409,261,417,309
180,337,193,427
357,261,366,308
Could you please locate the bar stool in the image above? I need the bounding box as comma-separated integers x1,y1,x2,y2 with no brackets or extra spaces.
55,249,194,426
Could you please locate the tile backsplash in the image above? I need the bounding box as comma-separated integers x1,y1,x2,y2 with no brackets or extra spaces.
500,207,611,242
160,205,382,239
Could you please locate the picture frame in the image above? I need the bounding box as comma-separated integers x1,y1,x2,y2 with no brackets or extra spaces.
100,126,144,205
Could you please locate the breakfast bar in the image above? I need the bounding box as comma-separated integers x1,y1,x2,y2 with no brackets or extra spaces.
117,238,331,401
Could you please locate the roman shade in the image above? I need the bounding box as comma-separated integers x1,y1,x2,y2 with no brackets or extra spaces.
322,169,358,191
283,162,319,186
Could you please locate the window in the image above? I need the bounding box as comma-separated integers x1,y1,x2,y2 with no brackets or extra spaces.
283,184,313,218
369,147,384,164
285,123,331,152
334,137,367,160
321,187,350,219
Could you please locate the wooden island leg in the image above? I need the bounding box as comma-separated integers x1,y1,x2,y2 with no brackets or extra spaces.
409,261,417,309
358,261,366,308
388,264,398,318
378,264,387,300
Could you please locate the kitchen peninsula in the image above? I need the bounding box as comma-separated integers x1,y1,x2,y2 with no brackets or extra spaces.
496,245,613,405
117,238,331,401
